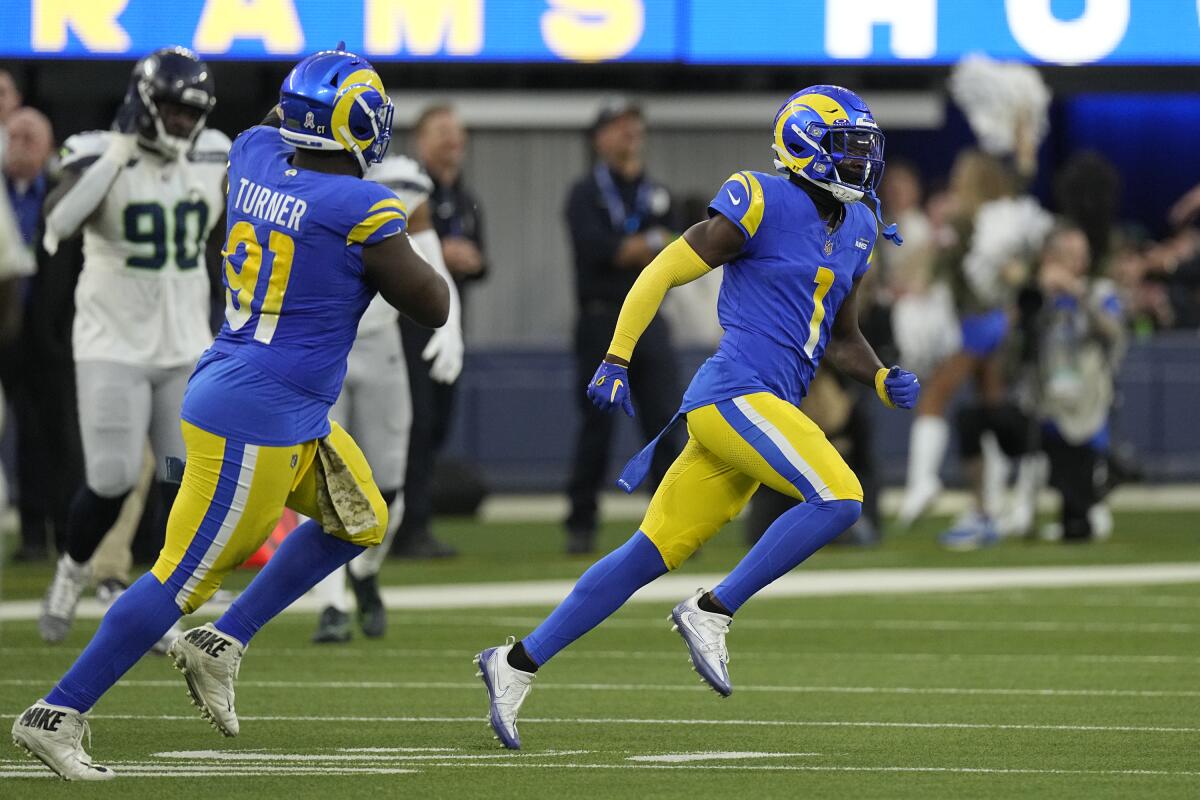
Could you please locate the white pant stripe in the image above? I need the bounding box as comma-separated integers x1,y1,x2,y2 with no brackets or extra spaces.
732,396,835,502
175,445,260,607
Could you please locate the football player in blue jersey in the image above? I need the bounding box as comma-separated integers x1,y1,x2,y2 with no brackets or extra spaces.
12,48,449,780
476,86,920,749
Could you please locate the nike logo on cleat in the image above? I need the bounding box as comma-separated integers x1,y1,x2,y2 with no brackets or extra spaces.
19,707,67,732
185,628,231,658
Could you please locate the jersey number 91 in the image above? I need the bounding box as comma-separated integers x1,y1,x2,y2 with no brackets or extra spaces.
222,221,296,345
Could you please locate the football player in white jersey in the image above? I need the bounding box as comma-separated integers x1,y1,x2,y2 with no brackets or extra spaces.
309,153,464,642
38,47,229,645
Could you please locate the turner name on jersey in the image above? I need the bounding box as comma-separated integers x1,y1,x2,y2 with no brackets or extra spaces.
231,178,308,233
64,128,229,368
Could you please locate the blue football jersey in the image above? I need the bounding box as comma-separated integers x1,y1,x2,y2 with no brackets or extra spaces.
182,125,407,445
681,170,877,410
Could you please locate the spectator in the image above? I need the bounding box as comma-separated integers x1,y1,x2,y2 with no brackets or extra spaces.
0,106,55,560
562,97,682,555
1034,226,1125,541
0,69,23,127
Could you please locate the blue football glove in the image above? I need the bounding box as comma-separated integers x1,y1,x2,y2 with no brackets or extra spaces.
877,366,920,410
587,360,634,417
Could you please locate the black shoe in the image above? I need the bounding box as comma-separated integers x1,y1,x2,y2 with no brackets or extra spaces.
312,606,352,644
565,527,595,556
349,573,386,639
393,534,458,560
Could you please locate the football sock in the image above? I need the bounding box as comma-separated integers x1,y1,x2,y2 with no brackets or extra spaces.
713,499,862,614
311,568,350,614
506,641,539,673
522,531,668,666
215,519,365,645
65,487,129,564
45,573,182,713
698,591,732,617
906,415,948,489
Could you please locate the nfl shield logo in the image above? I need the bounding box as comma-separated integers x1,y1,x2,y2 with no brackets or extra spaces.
824,240,833,256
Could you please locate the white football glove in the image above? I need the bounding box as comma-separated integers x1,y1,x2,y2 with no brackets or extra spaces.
411,227,465,384
104,132,141,165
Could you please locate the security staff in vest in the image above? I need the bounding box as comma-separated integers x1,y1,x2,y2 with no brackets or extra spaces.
563,97,682,555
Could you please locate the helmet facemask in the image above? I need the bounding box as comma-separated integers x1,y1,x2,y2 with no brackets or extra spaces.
136,79,210,159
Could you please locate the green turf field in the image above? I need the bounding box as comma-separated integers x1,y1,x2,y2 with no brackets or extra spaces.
2,512,1199,797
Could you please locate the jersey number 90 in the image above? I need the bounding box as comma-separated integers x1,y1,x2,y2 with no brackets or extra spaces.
123,201,209,270
222,221,296,345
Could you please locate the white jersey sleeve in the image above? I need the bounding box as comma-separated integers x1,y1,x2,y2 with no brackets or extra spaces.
357,155,437,335
71,128,230,368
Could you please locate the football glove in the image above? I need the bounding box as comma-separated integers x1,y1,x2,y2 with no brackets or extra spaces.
876,366,920,410
422,317,464,384
587,360,634,417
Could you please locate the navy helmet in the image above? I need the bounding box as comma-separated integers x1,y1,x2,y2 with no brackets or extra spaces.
115,46,215,158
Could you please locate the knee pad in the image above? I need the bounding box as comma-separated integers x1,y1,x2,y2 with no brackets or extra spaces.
86,457,138,499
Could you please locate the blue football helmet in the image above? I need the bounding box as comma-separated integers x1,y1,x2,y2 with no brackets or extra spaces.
772,86,901,243
278,47,394,174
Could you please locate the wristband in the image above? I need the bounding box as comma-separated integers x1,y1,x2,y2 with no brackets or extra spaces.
875,367,896,409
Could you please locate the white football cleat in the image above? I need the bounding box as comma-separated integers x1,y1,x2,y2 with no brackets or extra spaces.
670,589,733,697
474,638,535,749
11,699,115,781
167,623,245,737
39,555,92,644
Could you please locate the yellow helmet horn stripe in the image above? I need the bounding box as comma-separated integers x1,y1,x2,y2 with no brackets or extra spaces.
773,93,848,174
330,68,388,155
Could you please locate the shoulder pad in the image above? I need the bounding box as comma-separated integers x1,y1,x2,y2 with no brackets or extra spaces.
190,128,232,163
369,155,433,208
59,131,111,169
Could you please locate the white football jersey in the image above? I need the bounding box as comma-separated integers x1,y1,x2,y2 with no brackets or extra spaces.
358,154,434,334
66,128,230,367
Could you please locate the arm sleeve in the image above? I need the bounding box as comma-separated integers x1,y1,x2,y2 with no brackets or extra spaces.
43,135,127,254
410,225,461,328
607,236,714,362
708,171,765,242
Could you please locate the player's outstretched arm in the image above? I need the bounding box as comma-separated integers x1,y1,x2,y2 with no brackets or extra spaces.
825,277,920,409
588,214,743,416
363,231,450,329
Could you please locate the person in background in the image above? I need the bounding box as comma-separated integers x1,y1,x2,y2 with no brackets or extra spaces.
0,69,23,127
390,104,477,559
562,97,682,555
0,106,54,561
1032,226,1125,541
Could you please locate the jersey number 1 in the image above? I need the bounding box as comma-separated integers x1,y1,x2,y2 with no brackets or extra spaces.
222,221,295,344
803,267,835,358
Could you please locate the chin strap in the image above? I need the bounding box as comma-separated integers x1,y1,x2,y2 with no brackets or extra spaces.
868,190,903,246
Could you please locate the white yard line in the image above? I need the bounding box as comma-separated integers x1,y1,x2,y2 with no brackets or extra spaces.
1,761,1197,779
7,712,1196,734
3,562,1199,620
4,677,1194,699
